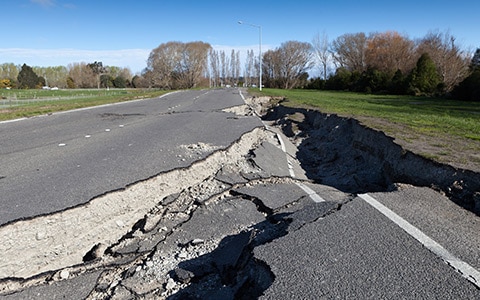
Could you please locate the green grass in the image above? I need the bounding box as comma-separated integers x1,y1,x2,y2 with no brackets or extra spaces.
255,88,480,141
253,88,480,170
0,89,169,121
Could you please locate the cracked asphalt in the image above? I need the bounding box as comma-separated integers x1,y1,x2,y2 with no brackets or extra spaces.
1,89,479,299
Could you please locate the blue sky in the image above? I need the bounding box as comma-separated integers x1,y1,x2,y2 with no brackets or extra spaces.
1,0,478,74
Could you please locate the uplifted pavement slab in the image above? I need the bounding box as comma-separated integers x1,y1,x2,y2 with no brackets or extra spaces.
2,270,102,300
251,141,291,177
233,182,309,212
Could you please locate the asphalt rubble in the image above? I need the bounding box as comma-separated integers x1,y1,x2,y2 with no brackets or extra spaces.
1,94,479,299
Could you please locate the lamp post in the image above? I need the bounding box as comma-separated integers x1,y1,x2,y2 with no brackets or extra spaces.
238,21,262,91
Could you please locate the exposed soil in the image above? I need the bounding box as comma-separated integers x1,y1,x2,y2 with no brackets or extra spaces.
260,100,480,216
355,115,480,173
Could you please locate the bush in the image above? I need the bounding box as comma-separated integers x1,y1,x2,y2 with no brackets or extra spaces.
451,69,480,101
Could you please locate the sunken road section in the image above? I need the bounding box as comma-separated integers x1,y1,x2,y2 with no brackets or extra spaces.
263,103,480,216
1,95,479,298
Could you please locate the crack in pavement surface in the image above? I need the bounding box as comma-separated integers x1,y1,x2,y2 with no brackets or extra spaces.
1,121,347,298
0,124,268,280
1,93,479,299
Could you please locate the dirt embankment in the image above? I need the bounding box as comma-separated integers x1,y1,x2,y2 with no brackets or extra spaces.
262,103,480,216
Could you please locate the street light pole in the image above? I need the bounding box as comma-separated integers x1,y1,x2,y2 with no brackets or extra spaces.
238,21,262,91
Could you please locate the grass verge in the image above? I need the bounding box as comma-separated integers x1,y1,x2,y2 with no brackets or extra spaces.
0,89,169,121
254,88,480,172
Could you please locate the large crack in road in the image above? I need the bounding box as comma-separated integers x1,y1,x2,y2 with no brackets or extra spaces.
262,103,480,215
1,94,479,298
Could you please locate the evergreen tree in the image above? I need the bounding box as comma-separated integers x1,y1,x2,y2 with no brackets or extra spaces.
113,76,126,88
99,74,112,88
66,76,76,89
17,63,40,89
452,49,480,101
470,48,480,71
408,53,442,95
389,69,408,95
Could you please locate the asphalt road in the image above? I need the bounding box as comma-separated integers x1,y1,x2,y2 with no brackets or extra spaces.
0,89,261,225
1,88,479,299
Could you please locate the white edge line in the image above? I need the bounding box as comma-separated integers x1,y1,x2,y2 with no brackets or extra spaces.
358,193,480,288
240,88,478,285
296,182,326,203
239,89,325,203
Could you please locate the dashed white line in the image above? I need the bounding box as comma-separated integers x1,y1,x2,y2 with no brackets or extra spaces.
358,193,480,288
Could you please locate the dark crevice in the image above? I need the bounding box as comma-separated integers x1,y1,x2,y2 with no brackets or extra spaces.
229,190,274,217
99,113,146,120
167,220,286,299
263,105,480,216
164,193,354,299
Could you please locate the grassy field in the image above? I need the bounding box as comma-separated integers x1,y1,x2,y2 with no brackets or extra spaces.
255,88,480,170
0,89,169,121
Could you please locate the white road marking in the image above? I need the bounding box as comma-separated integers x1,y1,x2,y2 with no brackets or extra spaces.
296,182,325,203
271,126,325,202
0,117,28,124
358,193,480,288
239,89,325,203
239,89,478,286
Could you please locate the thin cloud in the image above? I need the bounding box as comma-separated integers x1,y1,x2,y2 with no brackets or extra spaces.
31,0,55,7
62,3,77,9
0,45,275,74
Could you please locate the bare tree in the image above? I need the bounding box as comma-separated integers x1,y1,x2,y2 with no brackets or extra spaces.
230,49,241,86
0,63,19,82
365,31,416,74
33,66,69,88
68,62,96,88
174,41,211,88
147,41,211,89
209,49,220,87
236,51,241,85
244,49,256,86
331,32,368,72
107,66,132,81
280,41,314,89
220,51,230,86
230,50,236,85
312,31,330,79
146,41,181,89
417,31,470,92
263,41,314,89
262,49,280,87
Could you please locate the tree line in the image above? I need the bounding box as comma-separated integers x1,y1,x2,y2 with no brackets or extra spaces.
309,30,479,100
0,62,133,89
1,29,478,101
